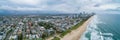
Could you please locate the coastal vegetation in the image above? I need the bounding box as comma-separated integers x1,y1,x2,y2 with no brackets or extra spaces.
52,37,60,40
38,22,54,29
60,18,88,37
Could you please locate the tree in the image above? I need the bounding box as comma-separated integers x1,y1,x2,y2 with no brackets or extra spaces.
18,33,23,40
38,22,54,29
52,37,60,40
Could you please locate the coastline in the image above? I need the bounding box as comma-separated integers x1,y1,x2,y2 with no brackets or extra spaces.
61,15,94,40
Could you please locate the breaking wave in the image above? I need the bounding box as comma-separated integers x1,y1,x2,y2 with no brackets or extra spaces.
80,15,114,40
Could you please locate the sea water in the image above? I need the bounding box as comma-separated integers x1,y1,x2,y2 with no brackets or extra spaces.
80,14,120,40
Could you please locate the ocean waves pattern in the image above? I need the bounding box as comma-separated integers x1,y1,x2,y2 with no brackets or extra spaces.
80,15,114,40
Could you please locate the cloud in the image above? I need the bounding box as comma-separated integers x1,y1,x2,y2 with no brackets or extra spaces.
0,0,120,13
0,5,48,11
98,4,120,10
9,0,42,5
79,3,120,12
47,4,78,13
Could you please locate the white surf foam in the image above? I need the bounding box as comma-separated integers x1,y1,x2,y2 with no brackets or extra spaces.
80,15,114,40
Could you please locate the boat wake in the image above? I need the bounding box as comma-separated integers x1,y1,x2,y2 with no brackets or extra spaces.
80,15,114,40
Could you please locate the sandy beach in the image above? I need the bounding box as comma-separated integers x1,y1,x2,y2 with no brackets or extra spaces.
61,16,94,40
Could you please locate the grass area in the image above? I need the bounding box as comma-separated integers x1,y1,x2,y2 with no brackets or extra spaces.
60,19,88,37
23,38,43,40
52,37,60,40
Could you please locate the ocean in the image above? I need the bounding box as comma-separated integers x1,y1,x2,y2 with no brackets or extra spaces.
80,14,120,40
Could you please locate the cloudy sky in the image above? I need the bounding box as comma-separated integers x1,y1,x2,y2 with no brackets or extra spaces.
0,0,120,13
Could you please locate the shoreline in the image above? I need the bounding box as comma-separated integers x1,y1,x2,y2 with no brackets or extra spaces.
61,16,94,40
